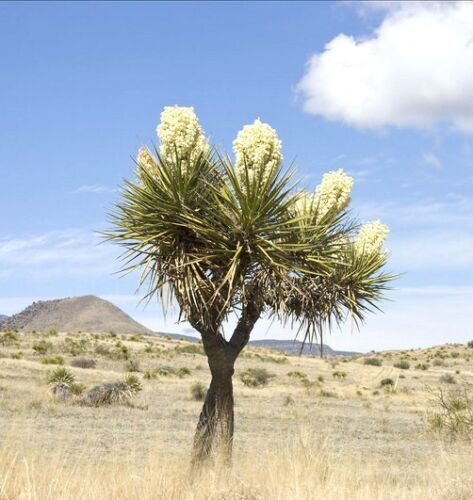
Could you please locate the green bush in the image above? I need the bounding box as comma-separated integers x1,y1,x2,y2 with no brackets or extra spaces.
0,331,19,346
32,340,52,355
190,382,207,401
41,356,64,365
394,360,410,370
451,351,460,359
364,357,382,367
11,352,23,360
380,378,395,387
240,368,273,387
467,340,473,348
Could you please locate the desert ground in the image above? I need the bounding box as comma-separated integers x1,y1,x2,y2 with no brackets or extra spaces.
0,329,472,499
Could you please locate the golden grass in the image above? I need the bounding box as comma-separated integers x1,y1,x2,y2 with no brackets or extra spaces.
0,331,473,498
0,428,472,500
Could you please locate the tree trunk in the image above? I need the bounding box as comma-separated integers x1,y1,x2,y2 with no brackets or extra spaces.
191,369,234,466
189,299,262,468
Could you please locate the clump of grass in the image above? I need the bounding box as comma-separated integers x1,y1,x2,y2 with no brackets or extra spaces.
364,357,382,367
82,373,142,406
11,352,23,360
317,375,325,383
440,373,456,385
380,378,395,387
240,368,273,387
41,356,64,365
71,358,96,369
433,359,445,367
156,366,176,377
190,382,207,401
394,360,410,370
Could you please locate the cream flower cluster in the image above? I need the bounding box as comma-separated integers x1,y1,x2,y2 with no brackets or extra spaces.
156,106,209,170
313,169,353,219
233,119,282,183
354,220,389,255
136,146,156,175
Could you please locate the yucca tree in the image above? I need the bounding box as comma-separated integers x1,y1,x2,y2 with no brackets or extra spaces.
106,106,395,466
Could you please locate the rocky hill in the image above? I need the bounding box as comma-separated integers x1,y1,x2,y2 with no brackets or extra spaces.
1,296,152,335
0,314,8,326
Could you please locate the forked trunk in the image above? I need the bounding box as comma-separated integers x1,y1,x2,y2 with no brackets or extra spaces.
189,299,261,468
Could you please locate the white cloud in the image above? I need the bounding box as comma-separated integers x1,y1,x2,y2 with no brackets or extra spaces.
73,184,117,194
297,2,473,133
422,152,442,169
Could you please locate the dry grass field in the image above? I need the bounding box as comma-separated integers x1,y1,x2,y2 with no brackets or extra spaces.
0,329,472,499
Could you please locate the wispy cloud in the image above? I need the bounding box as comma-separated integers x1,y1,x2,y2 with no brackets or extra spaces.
0,228,118,278
72,184,117,194
422,152,442,169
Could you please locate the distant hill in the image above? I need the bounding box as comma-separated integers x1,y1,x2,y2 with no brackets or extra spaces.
249,339,359,357
0,314,8,326
2,296,152,335
159,332,357,357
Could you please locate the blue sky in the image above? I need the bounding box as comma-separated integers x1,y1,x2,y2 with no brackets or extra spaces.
1,1,472,351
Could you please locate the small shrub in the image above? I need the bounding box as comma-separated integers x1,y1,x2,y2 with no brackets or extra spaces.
467,340,473,348
433,359,445,367
451,351,460,359
190,382,207,401
332,370,347,380
11,351,23,360
415,363,429,371
440,373,456,384
283,395,295,406
125,359,141,372
240,368,273,387
0,331,19,346
70,382,86,396
320,389,338,398
317,375,324,383
71,357,97,369
95,344,111,356
177,367,191,378
41,356,64,365
175,344,204,355
82,373,142,406
427,384,473,440
394,360,410,370
156,366,175,376
32,340,52,355
287,371,307,379
380,378,395,387
364,357,382,367
143,369,157,380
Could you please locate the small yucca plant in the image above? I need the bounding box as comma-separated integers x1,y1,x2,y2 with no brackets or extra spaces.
82,373,142,406
47,366,75,386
